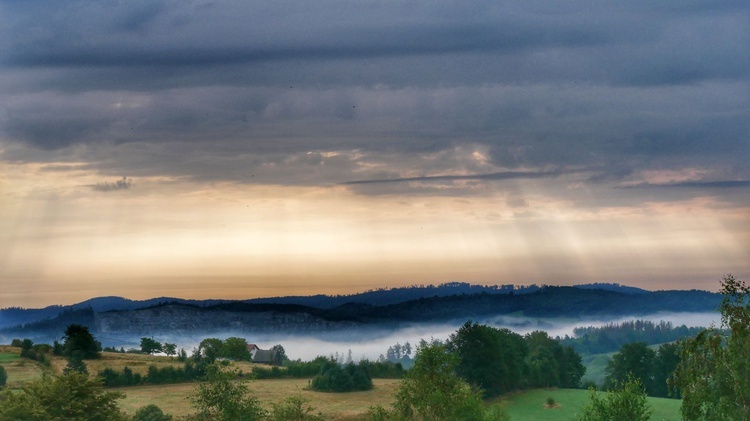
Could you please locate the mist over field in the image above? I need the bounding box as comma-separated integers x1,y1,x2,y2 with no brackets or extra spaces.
95,312,719,361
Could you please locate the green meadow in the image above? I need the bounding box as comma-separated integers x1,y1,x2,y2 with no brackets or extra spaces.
501,388,681,421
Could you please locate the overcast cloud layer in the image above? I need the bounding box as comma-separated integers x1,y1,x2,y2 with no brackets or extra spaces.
1,1,749,305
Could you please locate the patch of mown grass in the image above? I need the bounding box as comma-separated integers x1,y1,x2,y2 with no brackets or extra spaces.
499,388,682,421
0,353,20,363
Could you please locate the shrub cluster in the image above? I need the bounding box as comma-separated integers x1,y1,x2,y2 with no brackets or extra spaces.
97,360,210,387
310,361,373,392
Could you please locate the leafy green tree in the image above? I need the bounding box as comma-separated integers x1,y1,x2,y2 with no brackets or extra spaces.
188,364,267,421
393,340,509,421
21,338,33,350
0,372,127,421
220,337,250,361
134,404,173,421
198,338,223,363
0,365,7,388
163,343,177,358
524,331,560,388
62,324,101,359
675,274,750,420
604,342,656,395
575,376,653,421
271,344,288,363
63,353,89,375
447,321,527,397
652,342,681,398
559,344,586,388
140,337,163,355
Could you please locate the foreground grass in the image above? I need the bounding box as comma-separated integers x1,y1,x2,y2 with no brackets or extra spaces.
118,378,401,420
501,388,682,421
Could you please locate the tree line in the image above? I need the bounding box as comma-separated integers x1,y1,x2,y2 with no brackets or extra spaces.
559,319,705,355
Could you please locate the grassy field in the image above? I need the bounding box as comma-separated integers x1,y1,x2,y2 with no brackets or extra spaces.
0,347,47,388
501,388,681,421
118,378,401,420
1,346,685,420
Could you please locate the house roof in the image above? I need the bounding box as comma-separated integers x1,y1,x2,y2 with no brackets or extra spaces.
247,343,259,350
252,349,278,364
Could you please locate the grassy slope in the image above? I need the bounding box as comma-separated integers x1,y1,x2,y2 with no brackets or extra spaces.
581,343,670,386
0,346,47,388
501,388,681,421
581,352,614,386
118,378,401,420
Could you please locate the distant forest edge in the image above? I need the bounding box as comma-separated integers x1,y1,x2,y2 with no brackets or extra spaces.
0,283,720,337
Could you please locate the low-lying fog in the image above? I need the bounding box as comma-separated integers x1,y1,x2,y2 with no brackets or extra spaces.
97,312,720,361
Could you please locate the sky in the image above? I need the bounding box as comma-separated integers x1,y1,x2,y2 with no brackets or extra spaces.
1,1,749,308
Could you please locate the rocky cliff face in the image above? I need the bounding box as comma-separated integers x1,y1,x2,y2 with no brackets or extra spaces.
96,304,358,335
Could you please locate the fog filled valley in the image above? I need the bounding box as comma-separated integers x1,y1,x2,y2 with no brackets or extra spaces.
88,311,719,363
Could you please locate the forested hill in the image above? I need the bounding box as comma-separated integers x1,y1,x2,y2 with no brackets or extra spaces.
0,282,642,328
0,286,720,337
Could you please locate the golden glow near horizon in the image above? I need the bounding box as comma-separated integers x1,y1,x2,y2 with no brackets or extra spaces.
2,162,748,308
3,2,750,309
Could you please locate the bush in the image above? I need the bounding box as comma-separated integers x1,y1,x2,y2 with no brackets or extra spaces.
270,396,324,421
575,376,652,421
310,361,373,393
134,404,172,421
393,340,510,421
188,365,267,420
0,365,7,388
0,372,128,421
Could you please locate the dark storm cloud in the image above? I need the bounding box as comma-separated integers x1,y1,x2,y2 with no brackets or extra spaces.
0,0,748,206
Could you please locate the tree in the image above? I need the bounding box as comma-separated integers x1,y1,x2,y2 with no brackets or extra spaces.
393,340,509,421
576,375,653,421
62,324,101,359
675,274,750,420
140,337,163,355
403,342,412,357
447,321,527,397
198,338,223,363
271,344,288,363
220,337,250,361
163,343,177,358
63,354,89,375
310,361,373,392
188,364,267,421
652,342,681,398
604,342,656,395
0,365,6,388
0,372,127,421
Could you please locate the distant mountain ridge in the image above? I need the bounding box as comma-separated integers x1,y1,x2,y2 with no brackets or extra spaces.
0,283,719,339
0,282,646,328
